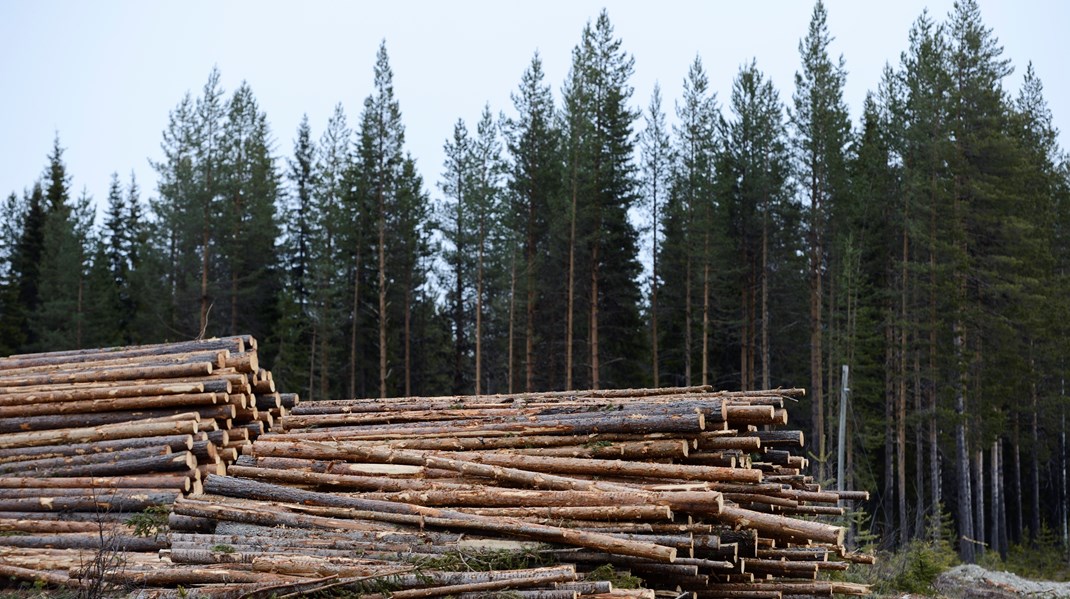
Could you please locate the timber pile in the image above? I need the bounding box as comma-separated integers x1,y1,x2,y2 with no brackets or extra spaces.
151,386,872,598
0,335,295,589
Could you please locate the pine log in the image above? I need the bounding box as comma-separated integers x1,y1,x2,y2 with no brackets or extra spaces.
15,450,196,478
0,434,193,462
0,419,199,450
0,361,214,388
0,445,172,475
0,474,192,491
715,505,844,546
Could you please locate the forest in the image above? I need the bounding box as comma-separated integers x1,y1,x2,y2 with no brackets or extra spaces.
1,0,1067,566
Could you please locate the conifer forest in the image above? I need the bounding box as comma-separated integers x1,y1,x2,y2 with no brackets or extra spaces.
2,1,1069,564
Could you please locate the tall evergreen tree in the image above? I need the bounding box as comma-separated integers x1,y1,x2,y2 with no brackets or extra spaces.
718,60,795,392
560,9,646,390
639,83,671,387
791,0,851,482
503,53,562,392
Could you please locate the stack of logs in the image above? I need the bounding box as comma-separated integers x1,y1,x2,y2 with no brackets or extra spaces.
0,335,295,587
153,386,873,598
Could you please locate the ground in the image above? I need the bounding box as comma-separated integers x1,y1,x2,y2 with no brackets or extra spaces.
930,564,1070,598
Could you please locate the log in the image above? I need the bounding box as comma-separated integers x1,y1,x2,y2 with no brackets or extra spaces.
0,474,192,491
0,419,199,449
201,476,679,562
15,450,196,478
0,434,193,462
715,505,844,546
0,361,214,388
0,445,172,475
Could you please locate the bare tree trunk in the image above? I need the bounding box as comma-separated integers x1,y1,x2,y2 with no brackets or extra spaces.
897,226,909,548
76,274,84,349
475,225,484,396
954,320,975,563
507,250,517,395
565,183,576,392
991,439,1002,557
973,448,985,558
350,248,360,399
741,281,748,391
809,189,825,484
1063,388,1068,561
590,243,600,391
701,240,709,388
378,192,387,399
404,285,412,397
200,223,210,336
684,255,693,387
651,188,659,389
1032,362,1041,543
1014,418,1024,543
884,324,896,548
307,325,317,402
915,351,926,540
761,203,769,390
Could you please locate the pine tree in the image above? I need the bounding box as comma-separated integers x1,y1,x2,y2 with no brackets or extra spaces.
503,53,562,392
468,105,505,395
439,118,474,394
660,57,717,388
560,10,646,390
719,60,794,392
0,191,28,355
791,0,851,482
638,83,671,387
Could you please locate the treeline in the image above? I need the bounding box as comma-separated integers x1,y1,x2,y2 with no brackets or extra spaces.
1,1,1069,560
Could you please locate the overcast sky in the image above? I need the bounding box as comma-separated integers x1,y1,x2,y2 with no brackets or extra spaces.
1,1,1066,218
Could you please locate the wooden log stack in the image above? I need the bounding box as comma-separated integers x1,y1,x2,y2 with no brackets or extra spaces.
156,386,871,598
0,337,874,597
0,335,296,590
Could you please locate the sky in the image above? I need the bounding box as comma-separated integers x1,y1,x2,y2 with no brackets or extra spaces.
1,1,1067,220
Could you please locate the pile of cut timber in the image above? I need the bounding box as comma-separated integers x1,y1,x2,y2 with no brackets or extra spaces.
154,386,872,598
0,335,295,575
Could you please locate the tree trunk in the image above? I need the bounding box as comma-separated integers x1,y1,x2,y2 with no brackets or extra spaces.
761,199,769,390
200,223,210,337
565,179,577,392
685,254,693,387
884,323,896,547
990,439,1001,557
651,199,659,389
508,249,517,395
897,205,909,548
377,182,388,398
1032,379,1041,543
701,230,710,388
1014,417,1023,543
475,222,484,396
915,351,926,540
809,186,824,484
973,448,985,557
404,284,412,398
590,242,600,391
953,320,975,563
350,247,360,399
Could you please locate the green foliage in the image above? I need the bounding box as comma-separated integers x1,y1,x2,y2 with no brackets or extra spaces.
126,505,170,539
210,544,236,554
585,564,643,589
403,546,556,572
979,523,1070,582
870,539,960,594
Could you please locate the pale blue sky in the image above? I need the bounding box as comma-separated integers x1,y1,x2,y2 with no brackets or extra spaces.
1,1,1065,216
